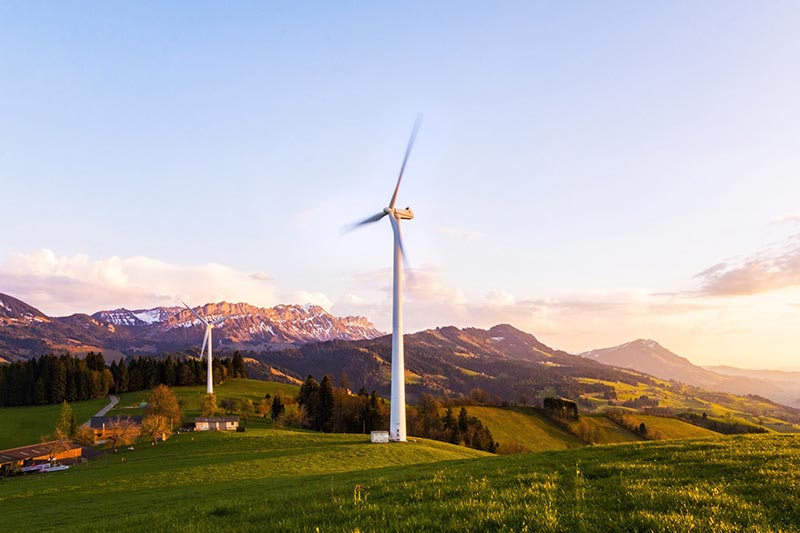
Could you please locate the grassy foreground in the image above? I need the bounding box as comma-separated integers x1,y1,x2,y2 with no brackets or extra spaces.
1,428,798,532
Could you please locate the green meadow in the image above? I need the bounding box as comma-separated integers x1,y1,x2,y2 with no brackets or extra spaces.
0,397,110,449
111,378,299,418
1,428,798,532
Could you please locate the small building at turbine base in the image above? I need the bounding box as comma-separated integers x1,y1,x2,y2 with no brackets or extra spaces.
370,431,389,443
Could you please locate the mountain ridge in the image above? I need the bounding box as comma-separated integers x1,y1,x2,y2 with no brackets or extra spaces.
580,339,800,406
0,293,383,360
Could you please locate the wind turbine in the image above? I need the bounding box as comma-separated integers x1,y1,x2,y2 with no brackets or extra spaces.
349,116,422,442
182,301,228,395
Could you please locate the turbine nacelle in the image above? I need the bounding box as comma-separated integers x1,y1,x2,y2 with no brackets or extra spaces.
384,206,414,220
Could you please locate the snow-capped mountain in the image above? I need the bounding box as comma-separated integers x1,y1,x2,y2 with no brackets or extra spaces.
0,293,383,359
92,306,182,327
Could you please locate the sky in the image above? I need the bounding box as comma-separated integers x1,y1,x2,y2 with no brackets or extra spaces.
2,2,800,369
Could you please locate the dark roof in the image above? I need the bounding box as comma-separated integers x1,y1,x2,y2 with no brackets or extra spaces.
194,417,240,422
89,415,143,429
0,441,81,463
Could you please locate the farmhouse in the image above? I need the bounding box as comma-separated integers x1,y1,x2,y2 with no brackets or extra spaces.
89,415,143,442
194,416,240,431
0,441,83,476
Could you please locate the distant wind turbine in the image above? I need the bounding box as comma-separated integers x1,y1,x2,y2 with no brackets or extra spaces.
182,301,228,395
348,115,422,442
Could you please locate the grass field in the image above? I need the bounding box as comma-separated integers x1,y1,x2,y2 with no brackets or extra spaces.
464,406,585,452
0,397,111,449
0,379,296,450
1,427,798,531
612,413,720,440
578,414,644,444
111,379,300,420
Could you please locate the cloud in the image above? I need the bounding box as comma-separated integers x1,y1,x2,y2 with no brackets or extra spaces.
249,272,273,281
333,261,717,353
693,233,800,296
0,249,279,316
770,211,800,225
290,290,333,311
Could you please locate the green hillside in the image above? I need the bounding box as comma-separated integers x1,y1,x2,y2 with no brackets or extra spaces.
0,397,110,449
1,428,798,531
625,413,719,439
464,406,585,452
576,414,644,444
111,379,299,420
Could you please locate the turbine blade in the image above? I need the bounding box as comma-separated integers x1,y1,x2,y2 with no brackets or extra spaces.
200,327,209,359
343,211,387,233
389,114,423,209
388,214,411,273
211,315,228,325
182,301,208,325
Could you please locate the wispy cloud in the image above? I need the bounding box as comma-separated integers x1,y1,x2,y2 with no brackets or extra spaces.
770,211,800,225
0,249,280,316
693,233,800,296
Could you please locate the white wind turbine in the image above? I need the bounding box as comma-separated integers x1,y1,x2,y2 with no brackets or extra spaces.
182,301,228,395
349,116,422,442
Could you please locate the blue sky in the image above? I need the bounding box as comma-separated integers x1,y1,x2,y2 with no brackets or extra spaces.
2,2,800,367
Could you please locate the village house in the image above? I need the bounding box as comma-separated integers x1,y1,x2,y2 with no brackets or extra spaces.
89,415,142,442
194,416,240,431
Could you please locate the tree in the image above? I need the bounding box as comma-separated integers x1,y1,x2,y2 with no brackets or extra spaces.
201,393,220,417
240,399,255,422
318,375,335,432
147,384,181,428
55,400,78,438
257,399,271,418
141,415,172,445
232,351,247,378
297,375,320,426
106,418,139,453
72,425,95,446
271,395,285,421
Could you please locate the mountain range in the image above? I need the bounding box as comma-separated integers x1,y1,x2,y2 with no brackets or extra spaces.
0,293,382,362
2,292,798,409
580,339,800,407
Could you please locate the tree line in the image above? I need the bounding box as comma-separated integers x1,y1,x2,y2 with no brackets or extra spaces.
0,352,247,407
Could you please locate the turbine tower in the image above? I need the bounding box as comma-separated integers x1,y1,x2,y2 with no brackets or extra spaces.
350,116,422,442
182,301,227,394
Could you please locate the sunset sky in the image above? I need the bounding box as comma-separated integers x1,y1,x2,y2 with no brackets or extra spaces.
2,2,800,368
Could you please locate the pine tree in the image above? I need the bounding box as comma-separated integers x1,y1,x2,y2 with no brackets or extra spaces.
318,375,335,432
271,395,285,421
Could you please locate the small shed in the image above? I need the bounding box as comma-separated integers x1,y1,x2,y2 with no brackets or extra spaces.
370,431,389,444
194,416,240,431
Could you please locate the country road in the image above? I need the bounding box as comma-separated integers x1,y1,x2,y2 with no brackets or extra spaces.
82,394,119,426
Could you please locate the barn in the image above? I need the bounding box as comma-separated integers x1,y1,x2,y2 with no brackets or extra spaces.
0,441,83,476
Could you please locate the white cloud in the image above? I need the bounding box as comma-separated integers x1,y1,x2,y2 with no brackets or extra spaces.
290,290,333,311
249,272,273,281
692,233,800,296
770,211,800,225
0,249,279,316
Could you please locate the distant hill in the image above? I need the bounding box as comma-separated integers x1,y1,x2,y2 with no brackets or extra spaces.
580,339,800,407
0,293,382,360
